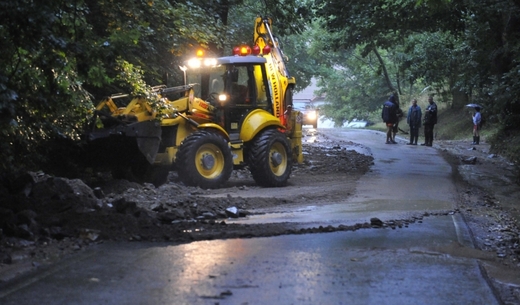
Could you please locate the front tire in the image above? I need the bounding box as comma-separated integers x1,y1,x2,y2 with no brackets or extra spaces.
176,131,233,189
247,129,292,187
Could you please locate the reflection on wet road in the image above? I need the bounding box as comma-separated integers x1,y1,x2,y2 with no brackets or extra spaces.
0,129,503,305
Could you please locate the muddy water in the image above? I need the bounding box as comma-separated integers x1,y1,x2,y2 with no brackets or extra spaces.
229,129,458,227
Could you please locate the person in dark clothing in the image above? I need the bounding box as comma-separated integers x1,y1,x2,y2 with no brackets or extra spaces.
392,107,404,143
381,95,398,144
406,99,422,145
421,96,437,147
472,107,482,145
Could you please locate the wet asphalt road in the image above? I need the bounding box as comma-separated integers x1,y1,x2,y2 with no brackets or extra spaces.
0,129,502,304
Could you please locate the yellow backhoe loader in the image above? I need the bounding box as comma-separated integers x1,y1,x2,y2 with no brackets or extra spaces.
83,17,303,188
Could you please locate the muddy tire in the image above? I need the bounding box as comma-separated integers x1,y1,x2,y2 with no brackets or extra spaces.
247,129,292,187
176,131,233,189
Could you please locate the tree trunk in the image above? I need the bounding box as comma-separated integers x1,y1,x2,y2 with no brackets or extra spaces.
451,87,469,109
372,47,396,93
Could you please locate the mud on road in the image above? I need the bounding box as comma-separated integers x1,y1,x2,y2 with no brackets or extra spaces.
0,130,373,279
1,130,520,297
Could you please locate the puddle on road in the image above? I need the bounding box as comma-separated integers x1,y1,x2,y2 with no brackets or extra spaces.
379,158,399,164
226,199,452,226
302,129,372,156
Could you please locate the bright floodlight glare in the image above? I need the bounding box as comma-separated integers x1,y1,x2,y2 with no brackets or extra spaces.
187,58,201,68
203,58,217,66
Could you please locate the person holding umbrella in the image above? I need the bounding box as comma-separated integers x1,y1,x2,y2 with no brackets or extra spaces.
472,106,482,145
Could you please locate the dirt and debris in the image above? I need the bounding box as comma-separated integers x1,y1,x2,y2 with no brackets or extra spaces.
1,132,519,296
438,140,520,263
437,140,520,304
0,131,374,275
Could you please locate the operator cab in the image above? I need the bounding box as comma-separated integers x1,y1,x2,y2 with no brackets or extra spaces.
184,54,273,138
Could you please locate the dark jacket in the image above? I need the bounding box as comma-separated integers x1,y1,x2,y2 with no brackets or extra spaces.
407,105,422,127
423,102,437,125
382,100,398,124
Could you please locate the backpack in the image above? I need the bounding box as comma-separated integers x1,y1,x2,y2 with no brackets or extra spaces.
382,101,396,123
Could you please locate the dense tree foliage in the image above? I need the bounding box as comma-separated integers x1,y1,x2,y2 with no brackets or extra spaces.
225,0,312,91
1,0,519,176
0,0,308,176
0,0,226,175
312,0,520,131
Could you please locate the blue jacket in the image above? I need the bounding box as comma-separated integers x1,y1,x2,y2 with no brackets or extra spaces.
381,101,397,123
473,112,481,125
407,105,422,127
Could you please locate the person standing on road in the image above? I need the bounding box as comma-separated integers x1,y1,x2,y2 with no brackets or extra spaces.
381,94,398,144
472,107,482,145
421,96,437,147
392,106,404,144
406,99,422,145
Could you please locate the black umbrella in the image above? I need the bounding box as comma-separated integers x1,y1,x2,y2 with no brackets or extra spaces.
466,103,483,109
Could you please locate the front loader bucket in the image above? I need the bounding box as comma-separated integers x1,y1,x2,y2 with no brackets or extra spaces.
129,121,162,165
83,120,162,169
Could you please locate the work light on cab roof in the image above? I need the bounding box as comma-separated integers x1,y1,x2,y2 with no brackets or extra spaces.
187,49,217,68
232,45,271,56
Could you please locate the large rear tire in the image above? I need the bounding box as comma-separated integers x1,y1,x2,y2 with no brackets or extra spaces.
176,131,233,189
247,129,292,187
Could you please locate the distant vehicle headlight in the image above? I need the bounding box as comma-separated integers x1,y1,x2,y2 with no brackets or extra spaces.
306,110,317,120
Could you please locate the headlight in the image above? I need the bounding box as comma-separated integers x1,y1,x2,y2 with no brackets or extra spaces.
306,110,317,120
218,94,227,102
187,58,201,68
203,58,217,67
